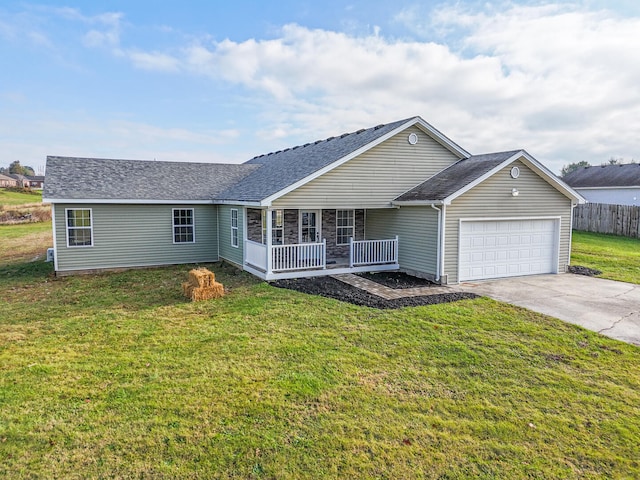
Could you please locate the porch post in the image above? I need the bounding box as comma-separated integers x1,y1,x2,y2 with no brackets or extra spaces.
349,237,354,268
322,238,327,269
266,208,273,274
394,235,399,263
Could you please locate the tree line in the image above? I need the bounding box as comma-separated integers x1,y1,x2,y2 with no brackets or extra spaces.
0,160,36,176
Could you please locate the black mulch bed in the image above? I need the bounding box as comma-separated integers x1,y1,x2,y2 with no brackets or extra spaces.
568,265,602,277
271,274,478,309
357,271,435,289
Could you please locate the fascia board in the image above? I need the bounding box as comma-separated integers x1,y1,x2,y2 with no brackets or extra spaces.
413,118,471,158
43,198,214,205
260,118,421,205
517,152,587,204
261,116,469,206
392,200,444,206
442,151,587,205
575,185,640,190
213,199,263,206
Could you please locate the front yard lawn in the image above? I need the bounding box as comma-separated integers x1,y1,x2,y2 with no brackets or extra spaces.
571,230,640,284
1,256,639,478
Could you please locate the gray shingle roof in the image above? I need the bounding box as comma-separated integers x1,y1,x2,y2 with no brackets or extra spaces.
43,156,259,201
563,163,640,188
395,150,521,202
215,117,416,202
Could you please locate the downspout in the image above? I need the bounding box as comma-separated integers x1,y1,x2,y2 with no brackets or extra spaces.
430,203,442,282
51,203,59,272
568,202,577,270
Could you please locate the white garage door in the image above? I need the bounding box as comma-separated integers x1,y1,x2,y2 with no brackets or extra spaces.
459,219,558,281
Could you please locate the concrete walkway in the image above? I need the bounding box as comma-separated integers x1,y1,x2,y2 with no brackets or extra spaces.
330,274,456,300
459,274,640,346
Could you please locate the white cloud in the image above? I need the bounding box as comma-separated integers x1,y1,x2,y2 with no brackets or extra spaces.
144,4,638,172
5,2,639,172
126,50,181,72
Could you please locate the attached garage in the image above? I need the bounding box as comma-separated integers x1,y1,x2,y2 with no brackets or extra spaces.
458,218,559,281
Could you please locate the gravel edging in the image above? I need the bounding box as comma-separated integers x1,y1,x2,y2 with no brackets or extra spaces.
271,276,478,309
356,271,435,289
568,265,602,276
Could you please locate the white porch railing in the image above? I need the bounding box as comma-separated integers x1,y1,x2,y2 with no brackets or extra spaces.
272,240,326,272
245,237,398,277
245,240,268,271
350,236,398,267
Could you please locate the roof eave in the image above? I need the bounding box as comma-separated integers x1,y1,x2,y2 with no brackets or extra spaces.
43,198,214,205
392,199,445,206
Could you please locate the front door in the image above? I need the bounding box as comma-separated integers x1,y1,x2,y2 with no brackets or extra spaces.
300,210,320,243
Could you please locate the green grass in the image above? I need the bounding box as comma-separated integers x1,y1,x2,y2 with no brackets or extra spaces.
1,224,639,478
571,230,640,284
0,221,52,265
0,189,43,206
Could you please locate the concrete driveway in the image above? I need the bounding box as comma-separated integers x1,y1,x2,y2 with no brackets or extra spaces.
459,274,640,346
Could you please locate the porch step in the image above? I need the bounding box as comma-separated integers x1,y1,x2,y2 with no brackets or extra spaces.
330,274,460,300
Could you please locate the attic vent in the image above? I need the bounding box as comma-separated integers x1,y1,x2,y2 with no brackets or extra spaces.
314,140,322,144
326,136,335,141
356,129,365,134
408,133,418,145
275,150,282,154
340,133,349,138
293,145,300,150
283,148,290,152
303,143,311,147
374,124,384,130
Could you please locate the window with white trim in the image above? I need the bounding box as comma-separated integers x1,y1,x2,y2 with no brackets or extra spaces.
66,208,93,247
231,209,239,247
173,208,195,243
262,209,284,245
336,209,354,245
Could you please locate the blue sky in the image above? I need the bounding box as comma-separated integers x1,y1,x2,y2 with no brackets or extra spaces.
1,1,639,174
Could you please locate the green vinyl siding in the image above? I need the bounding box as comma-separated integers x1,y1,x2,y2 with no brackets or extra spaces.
366,206,439,277
53,204,217,272
443,160,573,284
218,205,244,267
273,126,461,209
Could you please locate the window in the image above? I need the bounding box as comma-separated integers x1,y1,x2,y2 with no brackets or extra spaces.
262,209,284,245
231,209,239,247
66,208,93,247
173,208,195,243
336,209,355,245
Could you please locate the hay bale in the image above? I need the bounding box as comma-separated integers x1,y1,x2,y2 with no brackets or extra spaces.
190,283,225,301
182,281,194,297
183,268,224,301
188,268,215,287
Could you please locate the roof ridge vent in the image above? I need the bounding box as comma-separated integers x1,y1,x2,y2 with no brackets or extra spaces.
326,136,335,141
340,133,349,138
303,143,311,147
314,140,322,144
355,128,365,134
374,124,384,130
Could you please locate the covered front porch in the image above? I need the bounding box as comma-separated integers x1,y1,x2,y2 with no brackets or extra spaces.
242,208,399,280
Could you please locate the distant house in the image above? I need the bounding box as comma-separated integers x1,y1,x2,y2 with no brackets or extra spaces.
563,164,640,206
8,174,30,188
27,175,45,189
0,173,18,188
43,116,585,283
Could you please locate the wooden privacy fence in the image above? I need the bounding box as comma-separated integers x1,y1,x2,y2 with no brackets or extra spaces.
573,203,640,238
